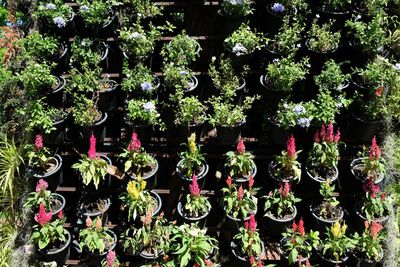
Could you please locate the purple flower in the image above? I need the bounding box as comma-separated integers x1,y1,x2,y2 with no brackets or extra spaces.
53,16,66,28
141,82,153,92
297,118,311,128
179,70,189,76
45,3,56,10
143,102,155,111
271,3,285,13
79,5,90,12
129,32,142,39
393,63,400,70
293,105,305,115
232,43,248,56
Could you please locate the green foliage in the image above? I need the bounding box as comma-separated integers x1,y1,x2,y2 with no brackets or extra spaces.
17,61,56,98
121,0,163,19
353,221,386,261
0,2,7,26
70,38,102,68
72,154,108,190
120,141,157,175
308,19,340,52
163,63,194,92
171,223,218,267
178,133,206,178
268,16,303,56
125,99,165,130
175,96,207,126
220,0,253,16
18,31,59,62
320,221,355,261
26,99,67,134
77,0,115,26
274,101,315,129
263,183,301,218
221,182,257,219
312,90,352,124
309,130,341,169
317,180,340,219
274,148,302,182
67,66,101,94
362,187,390,221
184,191,211,218
161,32,201,66
314,60,351,92
70,96,101,126
224,24,265,55
233,222,262,258
24,186,52,210
321,0,351,11
30,214,67,250
79,217,114,253
35,0,74,27
225,148,255,177
25,140,51,171
357,0,389,15
122,63,158,96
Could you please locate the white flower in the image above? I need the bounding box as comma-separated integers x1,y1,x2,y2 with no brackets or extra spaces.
53,16,66,28
232,43,248,56
297,43,301,48
45,3,56,10
357,15,362,20
129,32,143,39
293,105,305,115
273,58,280,63
316,14,320,18
179,70,189,76
297,118,311,128
79,5,90,12
211,56,216,62
143,102,156,111
141,82,153,92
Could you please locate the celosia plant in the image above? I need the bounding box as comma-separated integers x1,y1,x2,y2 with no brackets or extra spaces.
273,135,302,182
178,133,206,178
320,221,355,262
25,179,53,210
30,203,67,250
359,137,385,181
221,176,257,219
26,134,51,172
233,214,262,260
72,134,108,189
225,138,255,178
101,250,120,267
361,176,390,221
183,175,211,218
353,221,385,262
79,216,114,254
281,218,320,264
263,182,301,218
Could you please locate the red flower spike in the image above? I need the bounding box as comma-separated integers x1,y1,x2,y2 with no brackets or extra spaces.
370,221,383,240
249,255,255,266
279,182,291,197
326,123,334,142
58,210,63,219
297,218,305,236
287,135,296,159
375,86,384,97
369,136,381,161
363,176,379,198
298,256,303,267
364,220,370,229
34,202,52,226
320,124,326,141
257,260,264,267
248,214,257,232
249,176,254,190
237,138,246,154
35,179,48,193
88,133,97,159
381,192,386,200
204,259,213,267
292,220,297,232
237,185,244,201
35,134,44,150
106,251,116,267
314,130,320,143
189,175,200,197
128,132,141,152
226,176,232,188
334,128,341,144
305,258,311,267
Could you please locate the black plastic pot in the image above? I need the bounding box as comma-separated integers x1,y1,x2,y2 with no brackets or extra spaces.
176,159,209,190
127,159,159,190
353,249,384,267
265,5,297,35
226,161,257,188
263,206,297,239
353,202,389,234
80,11,117,39
223,42,253,70
267,117,291,145
305,163,339,184
350,157,385,185
225,206,257,235
37,230,71,265
79,112,108,143
317,250,349,267
77,194,111,226
316,5,351,30
52,42,69,75
215,10,246,37
39,14,75,38
230,240,265,267
98,79,118,112
80,155,112,193
184,75,199,97
216,121,245,146
84,229,117,266
305,40,338,75
347,112,381,143
42,115,68,145
124,121,154,145
309,203,344,233
259,75,289,111
174,122,204,142
46,76,66,108
268,161,301,184
177,200,210,228
348,41,380,67
50,193,66,217
32,154,63,192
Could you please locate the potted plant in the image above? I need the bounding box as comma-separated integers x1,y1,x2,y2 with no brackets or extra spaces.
176,133,208,188
101,251,120,267
72,134,111,191
352,0,389,16
352,221,385,266
30,204,71,265
27,99,68,145
231,214,264,267
309,180,344,231
224,138,256,184
120,133,159,189
177,175,211,227
121,63,160,99
350,136,385,184
263,182,301,237
24,179,65,217
77,193,112,226
170,223,218,266
317,221,355,266
163,63,198,95
34,0,74,35
265,1,305,34
314,60,351,93
221,176,257,230
121,0,162,21
69,37,108,71
119,177,162,222
280,218,320,266
217,0,253,36
317,0,351,28
79,216,117,265
174,96,207,138
223,24,264,68
26,134,63,192
269,135,302,183
306,123,341,183
161,31,201,66
122,209,173,260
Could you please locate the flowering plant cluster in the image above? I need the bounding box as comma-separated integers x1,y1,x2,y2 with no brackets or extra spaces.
267,16,303,56
225,138,255,178
175,96,207,126
125,99,165,130
30,203,67,250
163,63,195,93
307,18,340,53
161,31,200,67
67,65,101,95
281,218,320,265
274,101,315,129
353,221,386,261
26,134,51,171
18,61,56,98
220,0,253,16
122,63,158,96
233,214,262,260
274,135,302,182
263,182,301,218
316,180,341,220
359,137,385,181
34,0,73,28
72,134,109,189
77,0,115,26
320,221,355,262
69,38,103,69
183,175,211,218
224,24,264,56
120,133,157,176
79,216,114,253
314,60,351,92
221,176,257,219
178,133,206,178
312,90,352,125
361,176,390,221
24,179,53,210
101,251,120,267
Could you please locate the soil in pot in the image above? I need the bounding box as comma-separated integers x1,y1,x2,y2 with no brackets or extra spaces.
305,163,339,189
177,200,210,228
352,248,384,267
97,79,118,112
263,206,297,240
176,160,209,190
350,158,385,185
127,159,159,190
50,193,66,216
32,155,63,192
309,203,344,232
77,196,111,226
79,112,108,143
38,230,71,265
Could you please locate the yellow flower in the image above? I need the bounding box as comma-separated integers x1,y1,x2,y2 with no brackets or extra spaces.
137,174,142,182
140,180,147,190
188,133,197,153
331,221,342,238
127,181,140,199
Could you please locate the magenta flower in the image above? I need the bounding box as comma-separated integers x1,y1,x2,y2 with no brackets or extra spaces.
279,182,291,198
326,123,334,142
35,134,44,150
226,176,232,188
106,250,117,267
237,138,246,154
34,202,52,226
248,175,254,190
244,214,257,232
334,128,341,144
320,124,326,141
35,179,48,193
127,132,141,152
88,133,97,159
58,210,63,219
189,175,200,197
287,135,296,159
363,176,380,198
237,185,244,201
369,136,381,161
314,130,320,143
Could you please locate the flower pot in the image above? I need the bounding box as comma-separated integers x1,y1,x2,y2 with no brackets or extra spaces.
138,248,163,261
176,159,209,190
127,159,159,190
127,76,160,100
46,76,66,108
80,112,108,143
268,161,301,184
50,193,66,216
52,42,69,75
347,112,381,143
124,120,154,145
32,154,63,192
37,230,71,265
183,75,199,97
316,5,351,30
350,158,385,185
353,202,389,233
215,10,246,37
214,78,246,106
348,41,381,67
263,206,297,239
97,79,118,112
267,117,291,145
225,206,257,235
77,194,111,226
216,121,245,146
279,238,311,266
305,163,339,184
177,200,210,228
84,229,117,266
226,161,257,187
174,122,204,142
80,11,117,39
309,203,344,232
42,114,68,145
317,249,349,267
265,4,297,35
353,248,384,267
223,42,253,71
259,75,289,111
230,240,265,267
305,40,338,76
80,155,112,193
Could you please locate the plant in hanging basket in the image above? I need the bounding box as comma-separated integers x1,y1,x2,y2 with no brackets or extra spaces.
311,180,343,223
27,99,67,134
281,218,320,265
163,63,196,93
274,101,315,130
24,179,64,214
170,223,218,267
125,99,165,131
69,38,105,69
161,31,201,66
178,133,206,179
270,135,302,182
18,31,60,62
307,123,341,182
352,221,385,264
175,96,207,127
77,0,115,27
181,175,211,219
224,24,265,56
101,250,120,267
122,63,159,97
263,182,301,220
72,134,109,190
306,18,340,53
122,208,174,258
314,60,351,92
317,221,355,264
26,135,56,175
221,176,257,219
360,176,390,222
219,0,253,17
34,0,74,29
225,138,255,180
79,216,116,255
70,95,102,127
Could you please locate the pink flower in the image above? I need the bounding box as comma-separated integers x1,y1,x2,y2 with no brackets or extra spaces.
375,86,384,97
292,220,297,232
86,217,93,227
305,258,310,267
320,124,326,141
226,176,232,188
237,185,244,201
248,176,254,190
249,255,255,265
369,136,381,161
334,128,341,144
381,192,386,200
35,134,43,150
326,123,334,142
237,138,246,154
58,210,63,219
297,218,305,236
247,214,257,232
95,217,102,230
106,250,117,267
34,202,52,226
189,175,200,197
88,133,97,159
287,135,296,159
35,179,48,192
314,130,320,143
257,260,263,267
279,182,291,198
370,221,383,240
128,132,141,152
